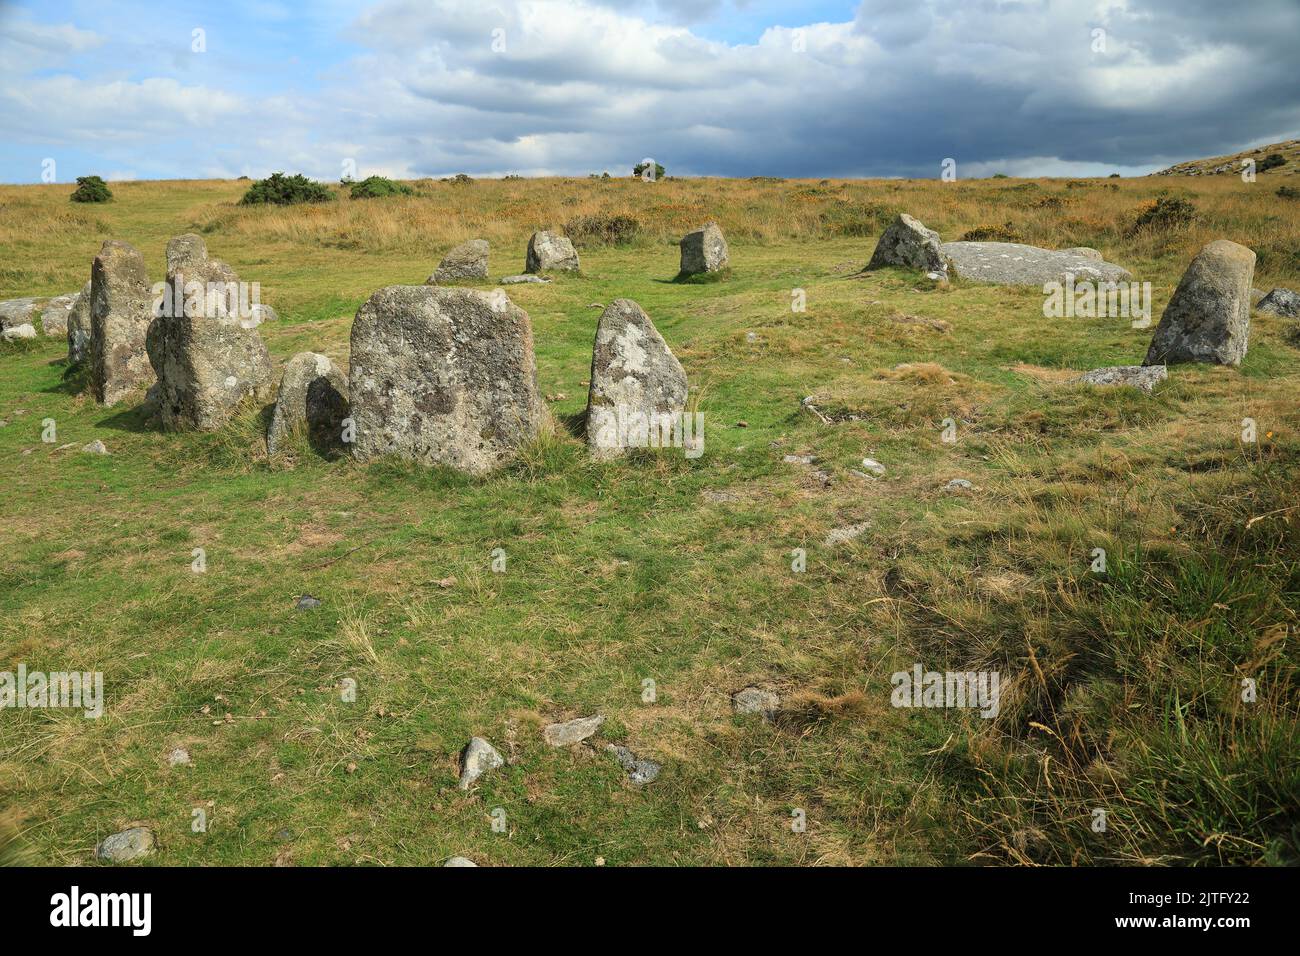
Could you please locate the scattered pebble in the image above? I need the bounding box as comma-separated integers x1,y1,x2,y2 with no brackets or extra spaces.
458,737,504,790
444,856,478,867
295,594,322,610
542,714,604,747
606,744,660,785
825,522,870,547
81,439,108,455
167,747,191,767
782,454,816,465
860,457,886,477
945,478,974,493
96,827,156,863
733,686,780,718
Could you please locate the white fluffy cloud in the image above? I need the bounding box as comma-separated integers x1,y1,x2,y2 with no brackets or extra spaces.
1,0,1297,182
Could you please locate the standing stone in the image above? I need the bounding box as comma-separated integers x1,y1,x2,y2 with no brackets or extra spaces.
66,281,92,365
166,233,208,273
679,222,729,276
0,298,38,331
1144,239,1255,367
867,213,950,277
349,286,546,475
266,351,350,456
525,231,580,273
39,293,78,337
147,258,274,430
89,240,154,406
585,299,688,459
429,239,489,283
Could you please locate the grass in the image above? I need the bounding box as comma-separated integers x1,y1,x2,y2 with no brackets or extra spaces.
0,173,1297,866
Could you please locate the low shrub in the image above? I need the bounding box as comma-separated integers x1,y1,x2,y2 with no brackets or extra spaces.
961,221,1023,242
70,175,112,203
349,176,413,199
1131,196,1198,233
563,213,641,247
240,172,333,205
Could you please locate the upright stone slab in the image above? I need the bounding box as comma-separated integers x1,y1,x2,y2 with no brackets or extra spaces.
349,286,546,475
166,233,208,273
266,351,350,456
147,257,273,430
867,213,949,277
89,240,154,406
679,222,729,276
429,239,489,283
1144,239,1255,366
525,231,579,273
585,299,688,459
66,281,92,365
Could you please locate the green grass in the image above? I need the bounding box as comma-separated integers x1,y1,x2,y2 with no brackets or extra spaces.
1,175,1297,866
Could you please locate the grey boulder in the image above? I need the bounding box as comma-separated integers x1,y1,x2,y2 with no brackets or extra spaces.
1,323,36,341
939,241,1131,286
39,293,79,337
429,239,489,283
89,240,154,406
1256,287,1300,318
266,351,350,456
1144,239,1255,366
679,222,729,276
525,231,579,273
606,744,660,785
0,298,38,331
585,299,689,459
349,286,546,475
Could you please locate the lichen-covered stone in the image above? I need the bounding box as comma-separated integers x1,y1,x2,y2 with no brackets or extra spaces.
166,233,208,273
66,281,92,365
39,292,79,337
585,299,688,459
679,222,729,276
429,239,489,283
349,286,546,475
266,351,350,456
147,257,274,430
867,213,949,277
1144,239,1255,366
1076,365,1168,393
525,231,579,273
89,240,154,406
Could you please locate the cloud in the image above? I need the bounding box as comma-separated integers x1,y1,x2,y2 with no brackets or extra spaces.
0,0,1297,183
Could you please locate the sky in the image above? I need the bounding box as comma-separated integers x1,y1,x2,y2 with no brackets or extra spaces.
1,0,1297,184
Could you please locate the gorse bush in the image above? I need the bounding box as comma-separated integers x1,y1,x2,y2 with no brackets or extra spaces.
239,172,334,205
563,213,641,247
1258,153,1287,173
1132,196,1198,233
69,175,112,203
819,201,893,237
349,176,413,199
1276,185,1300,200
